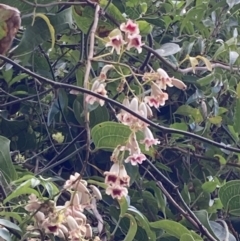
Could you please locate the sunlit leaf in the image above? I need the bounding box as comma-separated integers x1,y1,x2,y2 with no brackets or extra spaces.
136,20,153,35
180,233,195,241
196,55,212,71
188,56,199,73
33,13,55,50
208,116,222,125
4,187,39,204
119,197,129,217
214,154,227,165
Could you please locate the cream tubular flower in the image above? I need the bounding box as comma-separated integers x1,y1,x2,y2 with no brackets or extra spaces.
140,127,160,151
156,68,173,90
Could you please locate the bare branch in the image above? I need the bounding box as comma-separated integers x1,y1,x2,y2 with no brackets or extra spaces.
82,4,100,175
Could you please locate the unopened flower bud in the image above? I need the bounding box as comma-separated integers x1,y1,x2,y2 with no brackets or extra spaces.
171,78,187,90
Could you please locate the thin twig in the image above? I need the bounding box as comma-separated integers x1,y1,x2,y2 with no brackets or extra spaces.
0,89,51,108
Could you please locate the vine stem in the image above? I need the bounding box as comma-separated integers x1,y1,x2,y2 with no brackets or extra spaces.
82,4,100,176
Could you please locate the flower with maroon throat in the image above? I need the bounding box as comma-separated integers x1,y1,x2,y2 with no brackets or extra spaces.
120,19,140,35
126,34,144,54
106,185,128,200
104,163,130,187
105,29,127,55
140,127,160,151
144,83,169,109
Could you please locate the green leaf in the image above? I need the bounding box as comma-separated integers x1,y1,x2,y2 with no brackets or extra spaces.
140,3,148,14
192,210,218,240
150,220,190,239
208,116,222,125
136,20,153,35
202,180,218,193
2,69,13,83
219,180,240,216
214,154,227,165
234,99,240,134
180,233,195,241
12,175,34,184
91,122,131,150
13,8,74,55
0,136,17,182
119,197,129,217
127,206,156,241
143,181,166,217
4,187,39,204
170,123,188,139
0,0,56,14
0,212,22,224
47,88,68,126
0,219,21,232
100,0,126,23
175,105,203,123
123,214,138,241
197,73,214,86
7,73,28,87
236,83,240,99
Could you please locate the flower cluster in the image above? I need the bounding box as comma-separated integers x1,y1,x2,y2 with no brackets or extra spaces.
143,68,187,109
25,173,101,241
84,19,187,200
106,19,144,54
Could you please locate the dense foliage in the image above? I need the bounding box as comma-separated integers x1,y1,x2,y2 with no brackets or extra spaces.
2,0,240,241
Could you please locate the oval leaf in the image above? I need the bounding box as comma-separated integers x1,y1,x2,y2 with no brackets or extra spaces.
0,219,21,232
219,180,240,216
0,136,17,182
150,220,190,239
155,43,181,57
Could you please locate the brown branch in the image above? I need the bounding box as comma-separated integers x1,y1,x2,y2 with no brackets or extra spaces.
143,45,240,73
81,4,100,176
1,55,240,153
19,0,85,7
